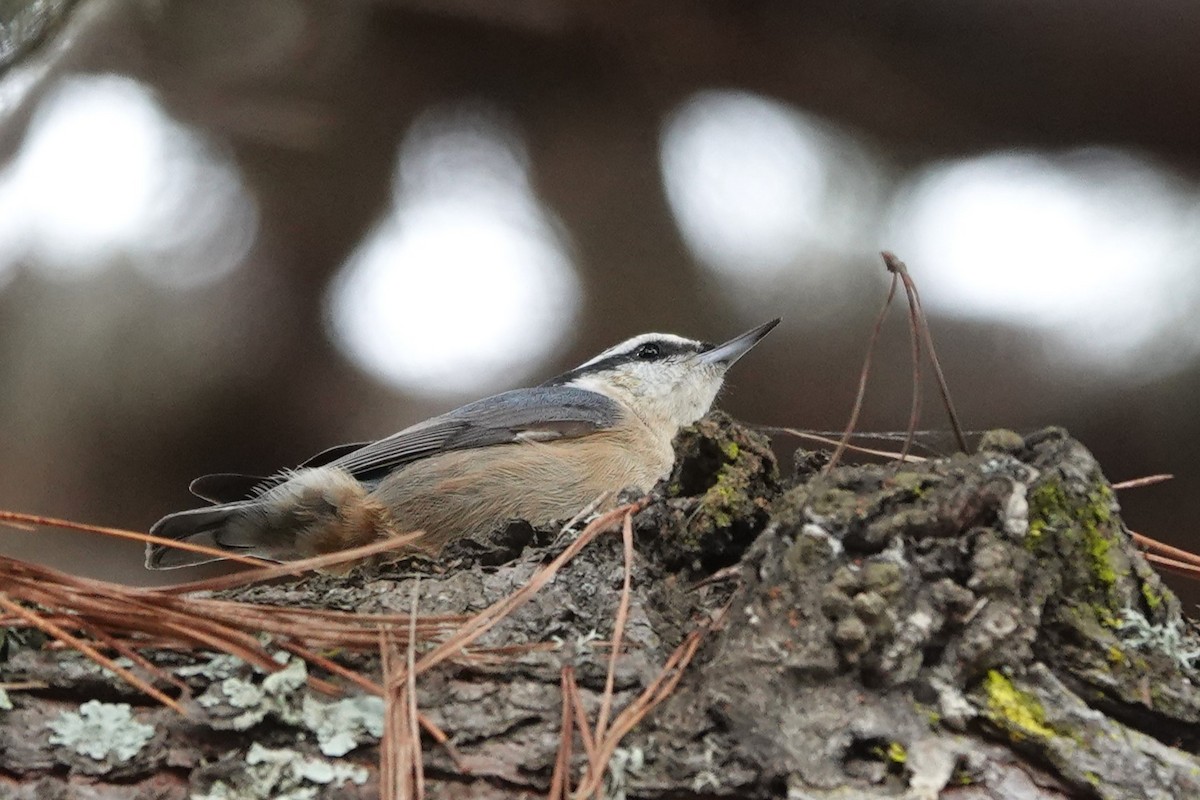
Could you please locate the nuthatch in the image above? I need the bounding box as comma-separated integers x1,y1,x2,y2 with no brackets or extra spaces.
145,318,780,569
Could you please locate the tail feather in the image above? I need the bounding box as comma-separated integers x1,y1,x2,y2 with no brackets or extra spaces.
189,473,273,504
145,503,254,570
146,466,393,570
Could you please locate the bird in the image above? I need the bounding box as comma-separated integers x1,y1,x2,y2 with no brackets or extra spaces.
145,318,780,569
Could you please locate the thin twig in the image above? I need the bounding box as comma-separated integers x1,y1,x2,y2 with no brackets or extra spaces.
81,623,191,697
1132,532,1200,568
380,629,398,800
407,579,424,800
0,594,184,714
275,640,383,695
548,667,575,800
896,258,923,461
1144,553,1200,579
0,510,268,567
153,532,427,595
594,511,634,744
563,667,598,771
688,563,743,591
768,427,927,463
415,504,640,675
575,630,705,797
827,268,900,472
882,252,968,452
1112,474,1174,491
576,600,733,798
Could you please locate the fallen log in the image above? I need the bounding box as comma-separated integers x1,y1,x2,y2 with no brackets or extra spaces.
1,413,1197,799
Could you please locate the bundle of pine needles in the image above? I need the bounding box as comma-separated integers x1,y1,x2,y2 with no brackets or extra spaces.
0,502,721,800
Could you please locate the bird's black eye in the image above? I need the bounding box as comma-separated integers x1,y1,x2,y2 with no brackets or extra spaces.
635,343,661,360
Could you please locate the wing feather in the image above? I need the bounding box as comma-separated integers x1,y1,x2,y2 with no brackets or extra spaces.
299,441,371,468
329,386,622,481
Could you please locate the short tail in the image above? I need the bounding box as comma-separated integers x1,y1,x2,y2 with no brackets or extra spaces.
145,466,396,570
145,503,255,570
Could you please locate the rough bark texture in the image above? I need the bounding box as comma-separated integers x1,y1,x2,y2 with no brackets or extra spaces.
2,415,1199,799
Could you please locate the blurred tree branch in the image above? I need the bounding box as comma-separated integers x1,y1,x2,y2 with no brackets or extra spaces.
0,0,77,73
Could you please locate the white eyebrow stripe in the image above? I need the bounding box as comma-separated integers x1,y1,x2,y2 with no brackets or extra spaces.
574,333,697,370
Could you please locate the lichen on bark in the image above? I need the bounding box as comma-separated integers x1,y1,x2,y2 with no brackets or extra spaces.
1,414,1198,799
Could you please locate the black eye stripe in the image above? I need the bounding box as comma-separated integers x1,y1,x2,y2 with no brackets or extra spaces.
540,337,708,385
629,339,704,359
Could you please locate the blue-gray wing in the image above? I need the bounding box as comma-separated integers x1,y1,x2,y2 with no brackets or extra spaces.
328,386,624,482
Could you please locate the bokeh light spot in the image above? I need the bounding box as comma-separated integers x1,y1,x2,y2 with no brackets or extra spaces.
660,89,885,281
327,104,580,397
0,73,257,289
885,149,1200,374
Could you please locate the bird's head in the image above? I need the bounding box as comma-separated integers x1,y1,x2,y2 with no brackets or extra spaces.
544,318,780,432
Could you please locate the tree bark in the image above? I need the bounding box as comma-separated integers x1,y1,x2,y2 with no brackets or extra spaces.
2,416,1198,799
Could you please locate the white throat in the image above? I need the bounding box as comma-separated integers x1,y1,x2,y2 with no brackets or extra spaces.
568,368,724,438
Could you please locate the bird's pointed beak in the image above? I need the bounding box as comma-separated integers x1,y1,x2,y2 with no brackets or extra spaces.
700,318,781,367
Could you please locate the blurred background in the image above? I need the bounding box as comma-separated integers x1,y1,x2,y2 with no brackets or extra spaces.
2,0,1199,604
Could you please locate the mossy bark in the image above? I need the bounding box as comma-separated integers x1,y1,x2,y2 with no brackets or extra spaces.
2,415,1198,799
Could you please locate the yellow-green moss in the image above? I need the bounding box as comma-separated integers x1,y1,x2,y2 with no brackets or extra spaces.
1026,483,1063,543
700,466,740,528
1025,482,1064,547
983,670,1056,742
1141,581,1164,612
889,471,930,499
916,703,942,729
1083,487,1117,585
1026,479,1122,617
692,432,766,531
868,740,908,771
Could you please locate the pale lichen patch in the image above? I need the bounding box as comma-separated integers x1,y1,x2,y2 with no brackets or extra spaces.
47,700,154,766
301,694,385,757
197,656,309,731
176,653,249,681
1116,609,1200,672
193,743,369,800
